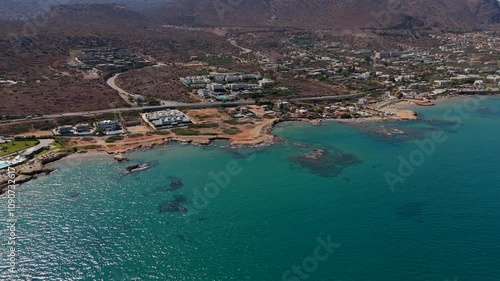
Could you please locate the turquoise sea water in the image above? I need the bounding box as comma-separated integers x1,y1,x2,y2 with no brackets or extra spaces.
1,96,500,281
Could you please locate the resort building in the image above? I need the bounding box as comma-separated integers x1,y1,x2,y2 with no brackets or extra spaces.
75,124,91,132
259,78,275,88
96,120,120,131
57,125,74,134
207,83,225,92
145,110,192,129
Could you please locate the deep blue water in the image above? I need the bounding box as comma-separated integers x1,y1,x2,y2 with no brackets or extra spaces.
1,96,500,281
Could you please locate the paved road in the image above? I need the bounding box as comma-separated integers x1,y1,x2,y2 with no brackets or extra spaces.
289,93,364,102
0,101,256,124
107,72,189,107
228,38,252,54
0,94,363,124
21,139,54,157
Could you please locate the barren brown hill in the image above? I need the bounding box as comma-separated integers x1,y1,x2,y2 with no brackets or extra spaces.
0,0,170,20
0,4,237,116
153,0,500,30
0,77,129,116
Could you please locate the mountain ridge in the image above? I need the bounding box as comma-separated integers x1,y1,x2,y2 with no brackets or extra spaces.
152,0,500,30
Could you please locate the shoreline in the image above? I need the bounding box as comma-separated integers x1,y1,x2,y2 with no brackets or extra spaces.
1,93,498,194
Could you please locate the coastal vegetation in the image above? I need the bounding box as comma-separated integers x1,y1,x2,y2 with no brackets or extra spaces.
53,137,71,148
0,140,39,157
171,128,201,136
153,131,171,135
128,133,144,138
75,145,102,151
223,119,239,125
105,136,125,143
188,123,219,129
223,127,242,135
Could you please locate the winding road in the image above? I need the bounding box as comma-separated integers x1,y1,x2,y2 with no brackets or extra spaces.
107,72,189,107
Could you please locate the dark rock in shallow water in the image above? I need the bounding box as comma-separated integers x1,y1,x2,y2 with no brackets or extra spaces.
476,106,500,118
348,122,447,143
423,119,460,128
125,164,149,173
168,176,185,191
290,142,309,148
114,154,129,162
303,149,326,160
157,195,188,213
142,177,184,196
68,190,81,198
289,146,362,178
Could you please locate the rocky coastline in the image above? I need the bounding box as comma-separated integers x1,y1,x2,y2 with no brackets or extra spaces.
2,93,491,195
0,151,71,195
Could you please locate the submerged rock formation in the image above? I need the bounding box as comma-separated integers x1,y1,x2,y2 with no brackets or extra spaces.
167,176,185,192
289,146,362,178
157,195,188,213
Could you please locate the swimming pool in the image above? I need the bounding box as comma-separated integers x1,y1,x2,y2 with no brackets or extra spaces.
106,130,124,135
0,162,10,170
216,95,229,101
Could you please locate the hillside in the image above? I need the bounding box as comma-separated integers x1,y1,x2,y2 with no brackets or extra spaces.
0,4,235,115
0,0,170,20
153,0,500,30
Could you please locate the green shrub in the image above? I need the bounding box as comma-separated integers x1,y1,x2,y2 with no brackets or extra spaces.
128,133,144,138
54,137,70,148
105,136,125,143
172,128,201,136
189,123,218,129
154,131,171,135
223,119,239,125
223,127,242,135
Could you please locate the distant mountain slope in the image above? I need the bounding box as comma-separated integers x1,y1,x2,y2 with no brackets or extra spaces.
43,4,151,30
0,3,235,79
152,0,500,29
0,0,171,20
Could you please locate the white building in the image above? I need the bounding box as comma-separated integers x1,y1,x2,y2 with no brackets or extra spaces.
58,125,74,134
358,98,369,105
259,78,275,88
146,110,191,128
486,75,500,84
225,76,242,83
473,80,484,88
226,83,250,91
240,74,262,80
434,80,451,87
207,83,225,92
75,124,90,132
198,89,210,98
96,120,120,131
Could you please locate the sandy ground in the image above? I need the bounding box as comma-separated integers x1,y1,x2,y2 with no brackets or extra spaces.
126,125,154,134
384,108,419,120
18,130,55,137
